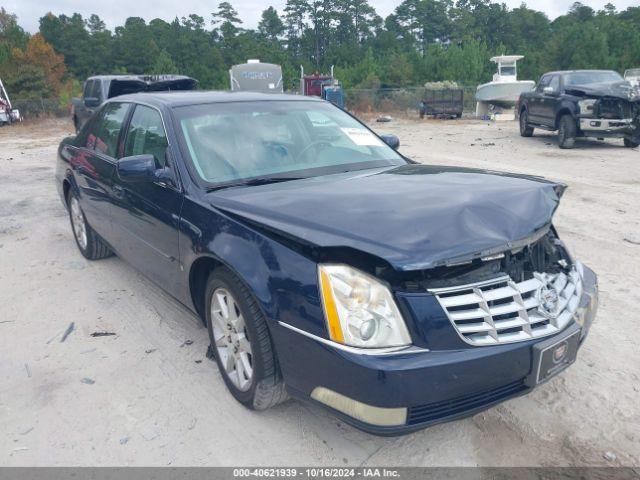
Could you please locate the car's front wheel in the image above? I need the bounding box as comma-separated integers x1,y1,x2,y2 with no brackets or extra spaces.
624,138,639,148
205,267,288,410
558,114,576,149
67,192,113,260
519,110,534,137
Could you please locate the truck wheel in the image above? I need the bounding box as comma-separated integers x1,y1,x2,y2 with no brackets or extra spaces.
624,138,639,148
558,114,576,149
205,267,288,411
67,191,113,260
519,110,534,137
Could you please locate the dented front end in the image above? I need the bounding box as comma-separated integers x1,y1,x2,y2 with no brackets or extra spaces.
573,88,640,141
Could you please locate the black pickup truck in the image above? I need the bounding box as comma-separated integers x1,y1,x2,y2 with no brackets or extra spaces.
71,74,197,132
518,70,640,149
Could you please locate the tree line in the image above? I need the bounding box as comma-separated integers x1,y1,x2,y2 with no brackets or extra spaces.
1,1,639,103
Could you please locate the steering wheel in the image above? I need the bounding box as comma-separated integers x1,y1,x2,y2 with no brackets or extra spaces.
296,140,331,162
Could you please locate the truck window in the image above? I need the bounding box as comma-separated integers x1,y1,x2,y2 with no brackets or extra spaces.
124,105,169,167
548,75,560,93
85,102,130,158
88,80,102,101
83,80,94,98
536,75,551,93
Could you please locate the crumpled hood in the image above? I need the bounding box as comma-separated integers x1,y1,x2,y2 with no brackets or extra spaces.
565,81,637,100
207,165,565,271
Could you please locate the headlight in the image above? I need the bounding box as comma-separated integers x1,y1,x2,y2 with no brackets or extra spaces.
578,99,596,115
318,264,411,348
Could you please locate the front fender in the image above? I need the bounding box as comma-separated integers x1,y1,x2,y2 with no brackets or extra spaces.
179,198,326,338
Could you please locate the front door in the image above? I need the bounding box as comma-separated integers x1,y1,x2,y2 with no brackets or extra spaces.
110,104,183,293
539,75,561,127
528,75,551,123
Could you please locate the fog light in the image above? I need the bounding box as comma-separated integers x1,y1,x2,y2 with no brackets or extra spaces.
311,387,407,427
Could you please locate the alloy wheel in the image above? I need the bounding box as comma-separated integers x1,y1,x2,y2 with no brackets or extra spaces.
70,196,88,250
210,287,254,391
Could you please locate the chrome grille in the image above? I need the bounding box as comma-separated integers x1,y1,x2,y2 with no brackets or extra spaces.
430,270,582,346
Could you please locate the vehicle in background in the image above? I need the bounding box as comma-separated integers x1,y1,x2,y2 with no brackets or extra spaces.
624,68,640,88
56,91,598,435
229,60,283,94
625,69,640,99
300,66,345,109
518,70,640,149
71,74,197,132
476,55,535,117
0,77,22,125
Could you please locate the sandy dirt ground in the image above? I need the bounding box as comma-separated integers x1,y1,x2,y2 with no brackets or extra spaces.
0,117,639,467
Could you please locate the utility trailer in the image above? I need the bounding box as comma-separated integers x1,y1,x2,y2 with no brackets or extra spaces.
419,88,464,118
0,77,22,125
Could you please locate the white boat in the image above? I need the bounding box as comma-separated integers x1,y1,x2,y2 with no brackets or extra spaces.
476,55,534,115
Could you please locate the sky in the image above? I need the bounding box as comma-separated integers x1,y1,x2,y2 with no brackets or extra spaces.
5,0,640,33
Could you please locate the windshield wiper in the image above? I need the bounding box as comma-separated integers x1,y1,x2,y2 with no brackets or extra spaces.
206,175,305,192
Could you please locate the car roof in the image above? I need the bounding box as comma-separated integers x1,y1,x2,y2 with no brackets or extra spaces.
543,70,620,76
112,90,324,108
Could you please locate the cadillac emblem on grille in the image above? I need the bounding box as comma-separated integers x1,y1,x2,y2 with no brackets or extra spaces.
537,284,560,319
430,269,583,346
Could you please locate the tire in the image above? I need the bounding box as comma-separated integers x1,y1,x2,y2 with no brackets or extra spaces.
205,267,288,410
67,191,113,260
624,138,639,148
558,114,576,149
519,109,534,137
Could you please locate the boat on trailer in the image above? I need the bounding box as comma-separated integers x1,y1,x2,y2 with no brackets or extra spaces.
476,55,534,117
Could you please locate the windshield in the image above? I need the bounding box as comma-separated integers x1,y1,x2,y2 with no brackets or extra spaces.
174,100,405,186
564,71,624,86
500,66,516,76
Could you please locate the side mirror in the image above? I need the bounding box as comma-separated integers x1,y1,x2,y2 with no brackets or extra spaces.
117,154,157,183
84,97,100,108
543,86,555,94
380,134,400,151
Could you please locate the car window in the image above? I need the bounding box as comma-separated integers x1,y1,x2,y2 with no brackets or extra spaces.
85,102,129,158
83,80,94,98
89,80,101,100
548,75,560,93
564,71,623,86
536,75,551,93
175,101,405,186
124,105,168,167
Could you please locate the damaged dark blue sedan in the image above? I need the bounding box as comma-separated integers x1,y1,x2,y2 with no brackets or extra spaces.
56,92,598,435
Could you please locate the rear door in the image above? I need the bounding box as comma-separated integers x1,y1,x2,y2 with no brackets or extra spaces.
110,104,183,292
71,102,131,243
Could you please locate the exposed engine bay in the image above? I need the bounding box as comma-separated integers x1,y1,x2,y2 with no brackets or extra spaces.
394,229,574,292
569,82,640,143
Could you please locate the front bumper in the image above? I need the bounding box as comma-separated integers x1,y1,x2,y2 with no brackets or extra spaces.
579,117,632,135
273,265,598,436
